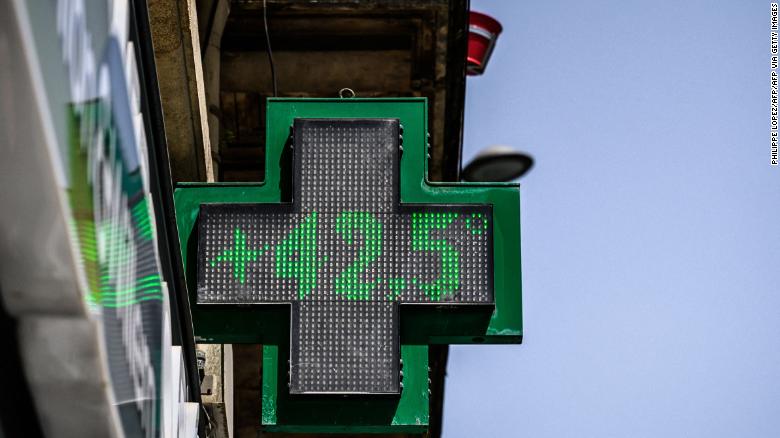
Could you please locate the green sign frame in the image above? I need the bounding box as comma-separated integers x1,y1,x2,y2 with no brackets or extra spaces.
173,98,522,433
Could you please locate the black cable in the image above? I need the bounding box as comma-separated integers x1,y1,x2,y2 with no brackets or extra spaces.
263,0,278,97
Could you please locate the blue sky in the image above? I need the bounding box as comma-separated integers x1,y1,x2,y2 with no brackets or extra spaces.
444,1,779,437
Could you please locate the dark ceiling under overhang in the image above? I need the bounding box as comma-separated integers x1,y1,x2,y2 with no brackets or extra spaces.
211,0,469,183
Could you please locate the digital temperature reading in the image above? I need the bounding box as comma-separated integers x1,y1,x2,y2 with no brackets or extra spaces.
197,119,493,394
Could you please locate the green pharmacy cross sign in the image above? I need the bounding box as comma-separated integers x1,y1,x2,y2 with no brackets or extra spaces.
198,119,492,394
175,98,521,431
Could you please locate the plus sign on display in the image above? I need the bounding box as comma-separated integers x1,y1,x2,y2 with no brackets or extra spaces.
198,119,492,394
174,98,522,432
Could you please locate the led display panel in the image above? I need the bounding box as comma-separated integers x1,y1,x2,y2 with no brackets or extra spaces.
197,119,493,394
